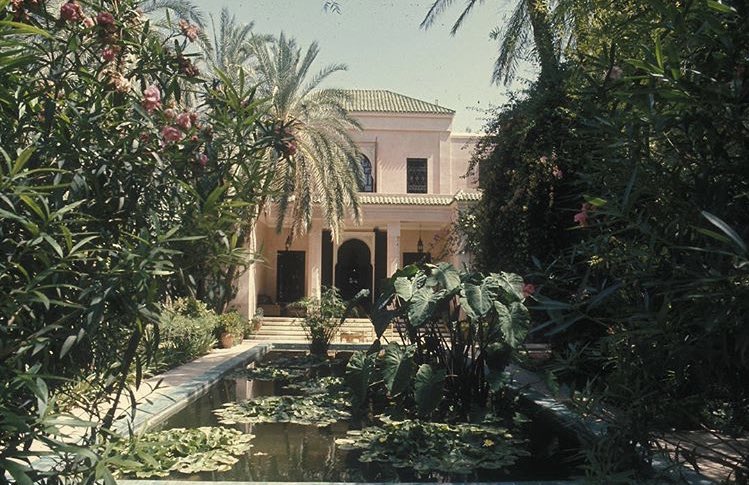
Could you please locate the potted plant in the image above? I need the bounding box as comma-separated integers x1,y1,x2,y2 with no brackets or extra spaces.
291,287,368,356
250,308,264,335
216,311,245,349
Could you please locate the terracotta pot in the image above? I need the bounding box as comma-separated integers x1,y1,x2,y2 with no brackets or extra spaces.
219,332,234,349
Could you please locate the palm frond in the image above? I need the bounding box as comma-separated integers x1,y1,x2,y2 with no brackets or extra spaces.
139,0,206,28
491,0,530,85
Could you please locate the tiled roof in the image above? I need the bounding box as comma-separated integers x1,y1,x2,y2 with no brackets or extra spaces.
338,90,454,115
358,192,480,206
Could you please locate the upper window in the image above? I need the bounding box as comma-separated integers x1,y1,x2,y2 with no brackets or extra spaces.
359,155,374,192
407,158,427,193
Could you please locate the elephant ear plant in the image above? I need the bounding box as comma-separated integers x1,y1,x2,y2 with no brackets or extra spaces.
347,263,531,419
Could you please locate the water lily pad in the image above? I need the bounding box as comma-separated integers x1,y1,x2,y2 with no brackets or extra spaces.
214,391,351,427
110,426,253,478
284,376,346,395
228,366,307,382
335,416,528,474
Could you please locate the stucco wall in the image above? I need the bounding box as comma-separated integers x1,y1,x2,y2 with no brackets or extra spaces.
351,113,477,196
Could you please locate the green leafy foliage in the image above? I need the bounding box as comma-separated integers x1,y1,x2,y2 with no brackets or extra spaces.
367,263,530,418
291,286,368,355
381,343,415,396
213,392,351,427
215,310,246,342
413,364,446,416
110,427,253,478
465,0,749,479
228,366,307,383
335,416,528,475
151,298,219,372
345,350,378,408
0,0,273,480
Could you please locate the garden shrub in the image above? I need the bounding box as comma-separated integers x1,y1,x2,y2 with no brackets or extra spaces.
216,310,246,343
0,0,275,481
468,0,749,478
153,298,219,372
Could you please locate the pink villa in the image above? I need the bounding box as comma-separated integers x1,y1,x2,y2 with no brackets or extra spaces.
233,90,479,318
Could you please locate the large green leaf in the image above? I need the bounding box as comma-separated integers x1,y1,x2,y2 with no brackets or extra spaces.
407,287,445,328
494,301,530,348
381,343,415,396
345,350,377,407
461,282,492,319
393,276,413,300
426,262,461,292
413,364,445,416
495,272,525,302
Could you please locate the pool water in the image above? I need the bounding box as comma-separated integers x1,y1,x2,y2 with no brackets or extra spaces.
155,351,583,482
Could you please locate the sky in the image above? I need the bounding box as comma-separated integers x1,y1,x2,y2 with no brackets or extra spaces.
200,0,534,133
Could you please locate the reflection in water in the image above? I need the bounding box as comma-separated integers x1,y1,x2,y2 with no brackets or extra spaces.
158,354,582,482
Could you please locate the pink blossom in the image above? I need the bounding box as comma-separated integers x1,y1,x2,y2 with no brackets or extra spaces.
163,108,177,120
197,153,208,167
176,111,192,130
540,155,548,163
178,18,199,41
142,85,161,113
96,11,115,26
574,203,593,227
82,16,95,28
60,1,83,22
552,166,563,179
102,47,117,62
522,283,536,298
161,125,182,144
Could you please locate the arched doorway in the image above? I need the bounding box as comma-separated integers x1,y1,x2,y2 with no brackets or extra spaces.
335,239,373,313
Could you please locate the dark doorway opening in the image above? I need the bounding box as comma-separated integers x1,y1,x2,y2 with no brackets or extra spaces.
335,239,373,314
277,251,305,305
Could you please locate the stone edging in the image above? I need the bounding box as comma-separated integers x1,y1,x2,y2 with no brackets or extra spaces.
113,343,271,435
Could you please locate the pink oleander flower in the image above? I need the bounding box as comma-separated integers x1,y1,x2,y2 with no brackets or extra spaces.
163,108,177,120
161,125,182,144
176,111,192,130
552,166,563,179
82,16,95,28
540,155,548,163
178,18,199,41
522,283,536,298
102,46,118,62
96,11,115,26
60,1,83,22
197,153,208,167
142,85,161,113
574,203,593,227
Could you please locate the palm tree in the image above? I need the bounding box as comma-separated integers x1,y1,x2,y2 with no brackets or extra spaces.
249,33,362,242
139,0,206,28
421,0,561,86
200,8,272,77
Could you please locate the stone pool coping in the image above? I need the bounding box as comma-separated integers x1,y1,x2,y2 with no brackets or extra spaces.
113,341,271,435
119,481,581,485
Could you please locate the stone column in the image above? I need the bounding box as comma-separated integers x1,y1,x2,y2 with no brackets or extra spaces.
232,225,257,320
386,222,401,276
307,226,322,299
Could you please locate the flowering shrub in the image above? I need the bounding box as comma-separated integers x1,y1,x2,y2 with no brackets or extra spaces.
0,1,272,482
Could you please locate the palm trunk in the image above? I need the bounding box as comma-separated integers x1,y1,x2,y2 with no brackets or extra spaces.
526,0,559,85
